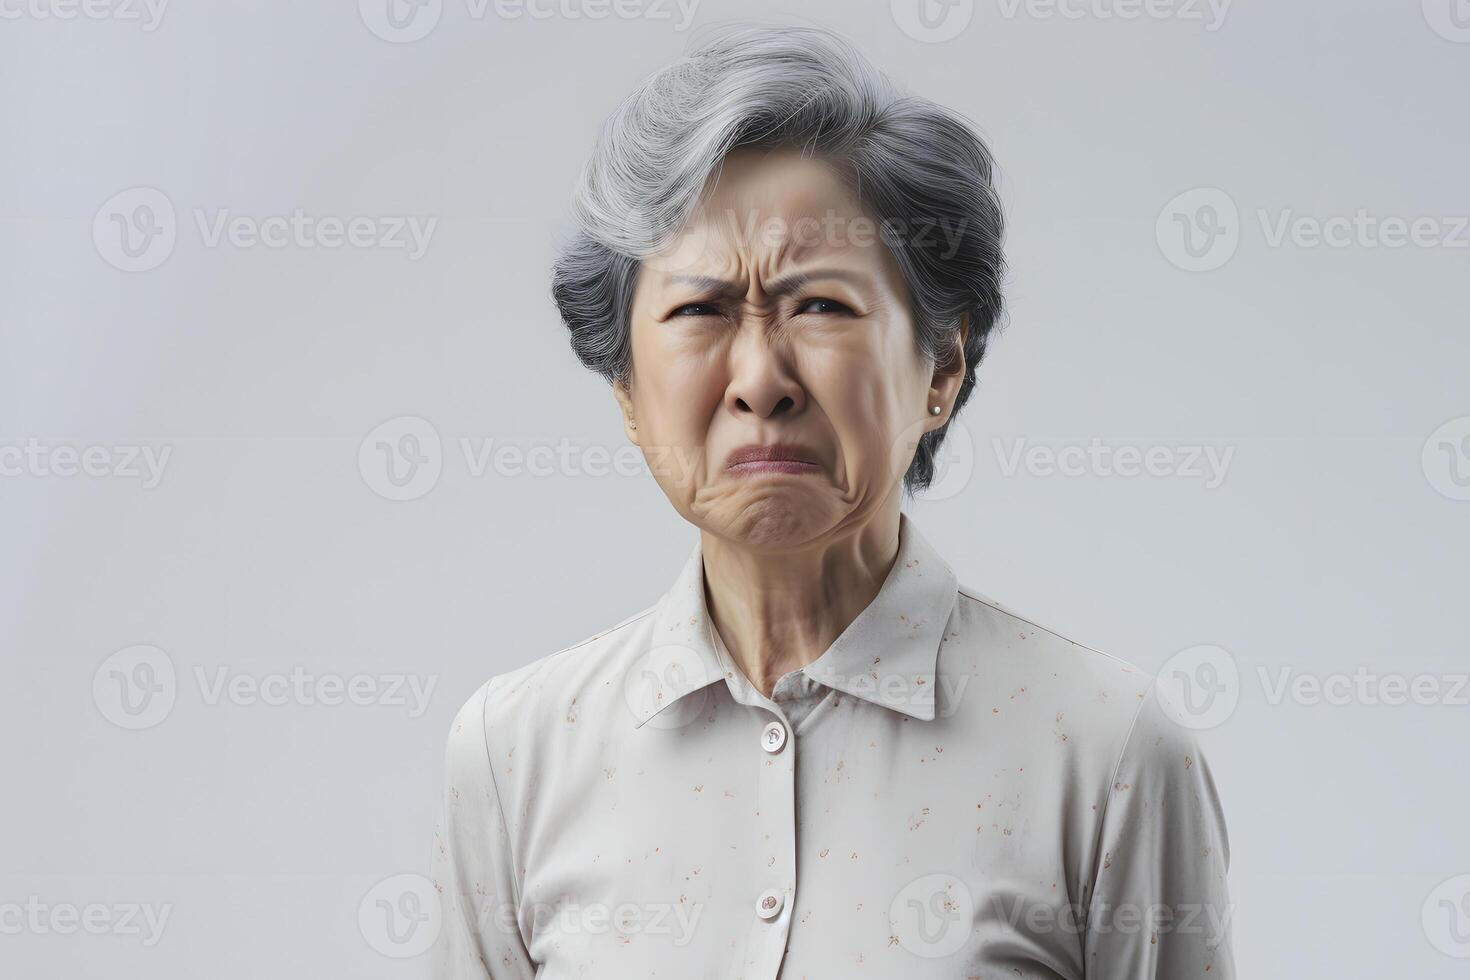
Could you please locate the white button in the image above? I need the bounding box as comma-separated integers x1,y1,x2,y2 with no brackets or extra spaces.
756,888,784,920
760,720,787,754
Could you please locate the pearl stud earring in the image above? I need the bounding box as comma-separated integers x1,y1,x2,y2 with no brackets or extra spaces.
930,405,942,416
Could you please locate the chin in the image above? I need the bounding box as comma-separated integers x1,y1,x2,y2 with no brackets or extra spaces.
701,492,841,551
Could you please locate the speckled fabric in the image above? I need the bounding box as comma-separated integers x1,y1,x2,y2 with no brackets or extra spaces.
431,512,1234,978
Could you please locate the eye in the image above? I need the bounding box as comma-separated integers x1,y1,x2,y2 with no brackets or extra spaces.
797,297,854,316
671,302,722,318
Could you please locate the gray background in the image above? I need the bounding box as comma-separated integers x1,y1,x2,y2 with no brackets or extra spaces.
3,0,1468,975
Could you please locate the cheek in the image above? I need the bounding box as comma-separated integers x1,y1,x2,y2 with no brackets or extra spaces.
629,331,724,443
806,353,906,457
802,334,929,481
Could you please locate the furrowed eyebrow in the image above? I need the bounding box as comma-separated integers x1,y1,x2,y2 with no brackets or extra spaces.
664,268,865,299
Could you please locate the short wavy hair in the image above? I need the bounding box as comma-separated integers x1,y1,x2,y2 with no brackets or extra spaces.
550,22,1005,494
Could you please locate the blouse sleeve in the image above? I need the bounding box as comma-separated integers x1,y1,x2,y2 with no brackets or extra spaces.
1083,688,1235,978
429,680,537,979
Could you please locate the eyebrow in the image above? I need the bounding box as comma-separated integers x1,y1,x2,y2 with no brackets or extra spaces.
663,268,867,299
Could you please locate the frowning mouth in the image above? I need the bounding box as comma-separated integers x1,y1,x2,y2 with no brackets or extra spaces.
724,443,822,475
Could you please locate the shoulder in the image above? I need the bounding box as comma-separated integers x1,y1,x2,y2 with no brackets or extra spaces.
945,584,1228,821
950,584,1156,703
444,601,659,753
941,584,1177,771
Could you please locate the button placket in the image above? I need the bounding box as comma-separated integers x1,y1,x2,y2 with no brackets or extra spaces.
741,708,797,977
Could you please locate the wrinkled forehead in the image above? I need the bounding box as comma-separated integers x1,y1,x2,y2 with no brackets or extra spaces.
700,146,863,225
642,147,894,282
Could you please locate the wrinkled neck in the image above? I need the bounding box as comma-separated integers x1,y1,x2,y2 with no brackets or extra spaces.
699,507,902,699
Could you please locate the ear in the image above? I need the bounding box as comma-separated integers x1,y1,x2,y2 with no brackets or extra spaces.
927,313,969,430
612,378,640,446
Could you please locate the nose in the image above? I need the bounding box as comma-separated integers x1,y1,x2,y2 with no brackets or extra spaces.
723,321,806,421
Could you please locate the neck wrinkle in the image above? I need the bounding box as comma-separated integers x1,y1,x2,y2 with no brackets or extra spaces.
698,508,903,699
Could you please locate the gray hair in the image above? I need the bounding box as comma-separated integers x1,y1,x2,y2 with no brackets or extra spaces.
550,22,1005,494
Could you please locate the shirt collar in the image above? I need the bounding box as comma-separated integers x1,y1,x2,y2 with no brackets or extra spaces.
630,512,959,729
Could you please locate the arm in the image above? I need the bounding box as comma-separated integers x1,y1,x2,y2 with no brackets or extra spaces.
430,681,537,980
1083,688,1235,978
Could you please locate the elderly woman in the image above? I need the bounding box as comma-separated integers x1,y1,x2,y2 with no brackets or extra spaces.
431,23,1233,980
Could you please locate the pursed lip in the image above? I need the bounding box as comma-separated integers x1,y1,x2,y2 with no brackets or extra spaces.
724,442,822,474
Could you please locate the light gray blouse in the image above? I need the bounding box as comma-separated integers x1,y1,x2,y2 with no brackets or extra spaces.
431,512,1234,978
